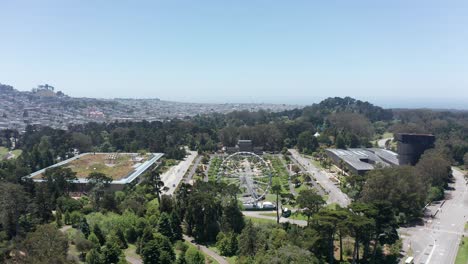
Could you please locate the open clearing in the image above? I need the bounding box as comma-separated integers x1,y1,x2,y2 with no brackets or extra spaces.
0,147,22,159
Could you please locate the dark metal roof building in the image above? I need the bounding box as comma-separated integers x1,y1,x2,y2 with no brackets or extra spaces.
325,148,399,175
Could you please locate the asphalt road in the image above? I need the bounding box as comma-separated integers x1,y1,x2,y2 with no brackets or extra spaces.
161,150,198,195
400,168,468,264
289,149,351,207
185,155,202,183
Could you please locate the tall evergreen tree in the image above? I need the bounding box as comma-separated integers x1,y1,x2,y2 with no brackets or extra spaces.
101,240,122,264
141,233,175,264
93,224,106,246
157,212,174,240
170,211,183,241
79,217,90,238
220,199,245,234
115,228,128,249
238,221,262,257
86,248,103,264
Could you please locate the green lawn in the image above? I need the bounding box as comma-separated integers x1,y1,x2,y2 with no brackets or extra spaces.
0,147,20,159
259,212,308,221
310,158,325,169
382,132,393,139
0,147,8,157
259,212,278,217
226,256,237,264
265,194,278,203
207,156,222,181
294,184,308,193
371,132,394,146
244,216,277,225
455,237,468,264
372,132,393,141
11,149,22,157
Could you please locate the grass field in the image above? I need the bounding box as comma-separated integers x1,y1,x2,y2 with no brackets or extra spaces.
260,212,308,221
455,237,468,264
0,147,8,157
244,216,277,225
371,132,394,146
0,147,22,159
294,183,308,193
11,149,22,157
382,132,393,139
34,153,151,180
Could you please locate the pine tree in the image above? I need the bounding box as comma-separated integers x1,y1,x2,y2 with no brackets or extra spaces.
136,226,154,254
141,234,175,264
93,224,106,246
238,221,260,257
125,226,138,244
64,211,71,225
157,213,173,240
101,240,122,264
220,199,244,233
170,212,183,241
88,232,101,249
79,217,90,238
86,248,102,264
55,209,63,228
115,228,128,249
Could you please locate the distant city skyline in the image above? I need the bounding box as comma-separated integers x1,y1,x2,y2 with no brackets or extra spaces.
7,84,468,110
1,1,467,109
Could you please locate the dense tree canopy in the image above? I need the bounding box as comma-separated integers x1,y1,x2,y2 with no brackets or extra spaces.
360,166,428,221
0,96,465,263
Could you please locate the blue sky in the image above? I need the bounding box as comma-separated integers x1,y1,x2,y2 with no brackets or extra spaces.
1,1,467,108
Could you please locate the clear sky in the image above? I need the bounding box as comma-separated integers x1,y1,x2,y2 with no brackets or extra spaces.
1,1,467,108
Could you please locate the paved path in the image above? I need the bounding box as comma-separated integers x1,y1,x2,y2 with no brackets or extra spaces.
185,155,202,183
280,156,298,196
183,235,227,264
59,225,72,233
377,137,393,148
161,151,198,195
289,149,350,207
125,247,143,264
243,210,307,226
400,168,468,264
125,256,142,264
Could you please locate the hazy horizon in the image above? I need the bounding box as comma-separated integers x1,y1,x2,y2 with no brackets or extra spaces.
2,1,467,109
4,84,466,110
